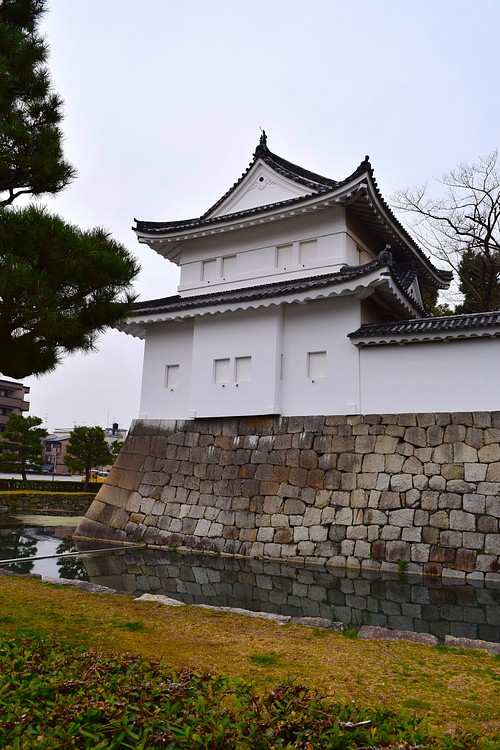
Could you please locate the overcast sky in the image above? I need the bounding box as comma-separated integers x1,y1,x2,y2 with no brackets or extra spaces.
12,0,500,431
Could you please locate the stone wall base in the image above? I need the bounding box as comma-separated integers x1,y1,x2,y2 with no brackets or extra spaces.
75,413,500,581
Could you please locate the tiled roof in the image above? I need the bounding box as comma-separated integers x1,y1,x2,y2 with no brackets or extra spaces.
201,136,342,218
135,193,318,233
133,138,452,289
134,145,368,234
349,311,500,343
131,255,420,317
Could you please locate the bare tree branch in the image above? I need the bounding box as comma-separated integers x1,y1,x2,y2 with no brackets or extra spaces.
392,151,500,312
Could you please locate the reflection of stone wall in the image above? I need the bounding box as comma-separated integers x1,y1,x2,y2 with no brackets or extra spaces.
80,548,500,643
76,413,500,580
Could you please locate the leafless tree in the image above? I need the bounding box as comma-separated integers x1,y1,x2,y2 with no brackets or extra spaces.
392,151,500,312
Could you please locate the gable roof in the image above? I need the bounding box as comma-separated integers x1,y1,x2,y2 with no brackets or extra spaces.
134,135,452,292
202,131,340,218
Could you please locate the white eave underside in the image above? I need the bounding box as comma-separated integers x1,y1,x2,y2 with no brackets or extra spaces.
135,178,367,260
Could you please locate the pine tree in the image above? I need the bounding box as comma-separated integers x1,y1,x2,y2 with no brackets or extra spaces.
0,1,139,378
0,412,47,485
0,0,76,206
0,205,139,378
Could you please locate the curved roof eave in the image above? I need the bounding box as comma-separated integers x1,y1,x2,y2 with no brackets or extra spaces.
351,329,500,346
133,140,452,287
133,145,370,239
118,258,425,338
357,173,453,289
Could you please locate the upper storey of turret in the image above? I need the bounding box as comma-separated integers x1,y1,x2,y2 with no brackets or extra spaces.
133,135,452,301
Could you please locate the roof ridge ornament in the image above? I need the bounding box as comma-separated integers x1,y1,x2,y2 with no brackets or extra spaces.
361,154,373,173
254,128,268,158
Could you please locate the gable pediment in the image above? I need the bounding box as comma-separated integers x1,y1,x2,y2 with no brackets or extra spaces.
206,159,314,219
134,138,453,296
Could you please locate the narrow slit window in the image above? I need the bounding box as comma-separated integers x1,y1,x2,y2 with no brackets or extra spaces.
307,351,327,379
235,356,251,382
214,358,231,383
165,364,180,389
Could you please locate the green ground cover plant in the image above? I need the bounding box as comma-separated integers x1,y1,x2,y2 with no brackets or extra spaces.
0,575,498,747
0,634,495,750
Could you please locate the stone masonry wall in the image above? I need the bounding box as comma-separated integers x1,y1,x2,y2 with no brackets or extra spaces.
1,493,94,514
75,413,500,581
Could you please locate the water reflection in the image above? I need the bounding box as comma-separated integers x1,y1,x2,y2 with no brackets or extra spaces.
79,545,500,643
0,522,89,581
55,537,90,580
1,518,498,643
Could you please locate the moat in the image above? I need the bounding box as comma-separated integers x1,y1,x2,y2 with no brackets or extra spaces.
0,514,498,643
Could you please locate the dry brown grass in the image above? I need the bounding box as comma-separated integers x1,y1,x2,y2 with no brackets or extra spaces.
1,575,498,740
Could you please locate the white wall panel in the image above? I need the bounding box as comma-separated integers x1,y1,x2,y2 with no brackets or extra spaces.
190,308,282,417
280,297,361,415
139,320,194,419
359,339,500,412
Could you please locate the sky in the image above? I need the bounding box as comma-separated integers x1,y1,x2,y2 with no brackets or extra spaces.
8,0,500,432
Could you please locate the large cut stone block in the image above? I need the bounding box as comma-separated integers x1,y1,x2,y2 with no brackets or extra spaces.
404,427,427,447
96,484,132,509
450,510,476,531
390,474,413,492
385,540,411,562
388,509,415,527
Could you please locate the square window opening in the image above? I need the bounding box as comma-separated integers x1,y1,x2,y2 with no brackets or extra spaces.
299,239,317,265
307,351,327,379
214,358,231,384
202,259,218,282
222,254,237,278
235,356,251,382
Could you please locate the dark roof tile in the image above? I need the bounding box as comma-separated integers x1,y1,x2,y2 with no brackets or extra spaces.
134,138,452,288
349,312,500,340
131,255,420,317
134,142,369,233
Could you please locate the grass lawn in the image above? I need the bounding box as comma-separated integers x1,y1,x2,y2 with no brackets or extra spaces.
0,574,499,747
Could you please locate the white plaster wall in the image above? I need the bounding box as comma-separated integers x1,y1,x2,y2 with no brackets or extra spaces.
139,320,194,419
138,298,362,420
345,233,360,265
190,308,282,417
138,298,500,420
222,181,303,213
280,297,361,415
359,338,500,413
177,210,348,294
